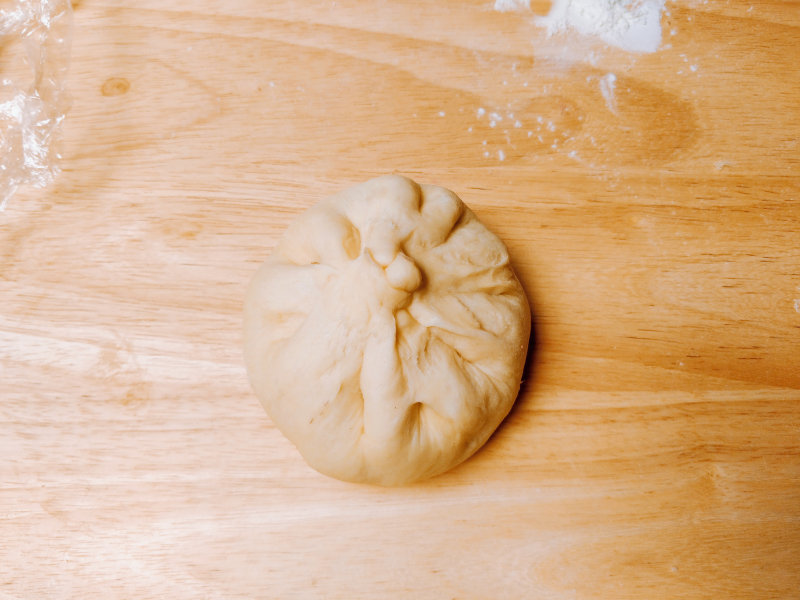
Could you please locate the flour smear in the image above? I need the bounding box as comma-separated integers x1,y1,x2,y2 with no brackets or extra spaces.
493,0,531,12
598,72,618,112
498,0,667,54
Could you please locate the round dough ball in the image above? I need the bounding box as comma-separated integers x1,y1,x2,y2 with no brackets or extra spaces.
244,175,530,485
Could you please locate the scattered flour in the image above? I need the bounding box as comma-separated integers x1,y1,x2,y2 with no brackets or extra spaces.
533,0,667,53
481,1,671,164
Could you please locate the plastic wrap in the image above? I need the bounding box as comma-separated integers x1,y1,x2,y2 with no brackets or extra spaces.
1,0,72,209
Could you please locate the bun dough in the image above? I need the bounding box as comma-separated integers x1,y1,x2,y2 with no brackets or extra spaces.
244,175,530,485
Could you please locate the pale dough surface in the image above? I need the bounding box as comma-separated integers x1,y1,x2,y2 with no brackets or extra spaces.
244,175,530,485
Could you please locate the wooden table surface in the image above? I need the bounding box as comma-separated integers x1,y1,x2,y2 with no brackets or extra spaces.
2,1,799,598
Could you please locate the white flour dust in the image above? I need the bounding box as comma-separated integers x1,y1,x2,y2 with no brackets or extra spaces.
533,0,667,53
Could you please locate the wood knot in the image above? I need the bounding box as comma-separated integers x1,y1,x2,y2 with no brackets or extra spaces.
101,77,130,96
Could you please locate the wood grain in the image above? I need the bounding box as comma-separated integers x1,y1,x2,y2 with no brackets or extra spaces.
2,1,799,598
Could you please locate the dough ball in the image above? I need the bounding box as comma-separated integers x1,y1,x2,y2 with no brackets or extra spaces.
243,175,530,485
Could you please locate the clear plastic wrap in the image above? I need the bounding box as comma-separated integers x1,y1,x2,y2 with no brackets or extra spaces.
1,0,72,209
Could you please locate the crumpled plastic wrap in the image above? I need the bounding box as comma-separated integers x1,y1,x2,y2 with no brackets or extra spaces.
1,0,72,209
